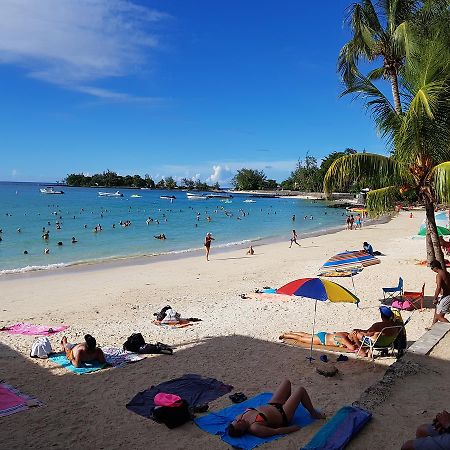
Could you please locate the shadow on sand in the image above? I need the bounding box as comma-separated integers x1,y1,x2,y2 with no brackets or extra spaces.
1,334,387,450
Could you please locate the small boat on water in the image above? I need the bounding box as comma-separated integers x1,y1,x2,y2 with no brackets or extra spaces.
40,186,64,194
131,194,142,198
98,191,123,197
186,192,207,200
160,195,176,200
206,193,233,199
243,199,256,203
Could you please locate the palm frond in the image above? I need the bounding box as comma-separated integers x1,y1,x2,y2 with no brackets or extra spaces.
366,186,401,215
323,153,405,195
430,162,450,203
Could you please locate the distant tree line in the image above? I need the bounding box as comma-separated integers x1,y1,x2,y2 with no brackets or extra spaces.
64,171,220,191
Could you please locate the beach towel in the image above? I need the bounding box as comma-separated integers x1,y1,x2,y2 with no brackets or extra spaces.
126,373,233,419
152,320,193,328
301,405,371,450
102,347,145,368
48,353,107,375
195,393,317,450
0,382,43,417
1,323,69,336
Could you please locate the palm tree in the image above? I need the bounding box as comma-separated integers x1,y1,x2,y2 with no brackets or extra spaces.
338,0,418,114
326,26,450,265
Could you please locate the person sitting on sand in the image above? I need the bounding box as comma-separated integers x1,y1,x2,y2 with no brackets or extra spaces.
247,246,254,255
401,409,450,450
430,259,450,326
279,331,359,351
227,379,324,438
60,334,106,368
362,241,374,256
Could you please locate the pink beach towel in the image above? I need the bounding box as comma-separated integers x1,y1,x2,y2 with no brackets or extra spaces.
0,383,42,417
1,323,69,336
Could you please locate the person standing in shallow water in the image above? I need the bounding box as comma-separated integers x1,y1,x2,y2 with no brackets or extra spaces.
204,232,214,261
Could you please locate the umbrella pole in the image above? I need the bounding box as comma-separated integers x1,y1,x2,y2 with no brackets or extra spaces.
307,299,318,363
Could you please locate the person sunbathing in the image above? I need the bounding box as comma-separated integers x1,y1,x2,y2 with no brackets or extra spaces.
60,334,106,368
227,379,324,438
279,331,359,351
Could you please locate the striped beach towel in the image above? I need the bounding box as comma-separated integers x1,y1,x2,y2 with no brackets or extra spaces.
0,382,43,417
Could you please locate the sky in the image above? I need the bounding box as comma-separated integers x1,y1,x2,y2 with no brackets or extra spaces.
0,0,389,185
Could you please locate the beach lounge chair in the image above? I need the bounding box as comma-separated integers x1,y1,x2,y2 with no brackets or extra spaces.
402,283,425,311
382,277,403,302
356,325,403,361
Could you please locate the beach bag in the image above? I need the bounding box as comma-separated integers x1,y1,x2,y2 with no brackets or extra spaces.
30,337,53,358
123,333,146,353
154,305,172,322
392,299,413,311
152,399,191,428
154,393,183,408
161,308,181,324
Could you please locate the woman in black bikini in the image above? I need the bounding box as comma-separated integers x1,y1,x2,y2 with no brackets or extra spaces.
227,379,324,438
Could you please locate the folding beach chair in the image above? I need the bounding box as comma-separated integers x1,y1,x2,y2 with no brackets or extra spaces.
382,277,403,302
356,325,403,361
402,283,425,311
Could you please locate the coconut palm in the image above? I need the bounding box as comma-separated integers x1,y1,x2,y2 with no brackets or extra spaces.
326,26,450,265
338,0,420,113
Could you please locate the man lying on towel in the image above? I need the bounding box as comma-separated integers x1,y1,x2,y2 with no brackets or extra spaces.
61,334,106,368
227,379,324,438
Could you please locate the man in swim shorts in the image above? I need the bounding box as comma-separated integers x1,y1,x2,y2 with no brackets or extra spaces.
60,334,106,368
430,260,450,326
401,409,450,449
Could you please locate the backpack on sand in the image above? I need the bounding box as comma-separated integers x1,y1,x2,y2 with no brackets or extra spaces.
30,337,53,358
123,333,146,353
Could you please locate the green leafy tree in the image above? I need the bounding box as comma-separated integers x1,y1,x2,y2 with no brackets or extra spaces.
164,176,177,190
338,0,417,114
231,168,267,190
181,178,195,190
156,178,166,189
326,23,450,265
144,174,155,189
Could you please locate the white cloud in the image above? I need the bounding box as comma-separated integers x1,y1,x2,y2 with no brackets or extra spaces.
11,169,18,177
0,0,169,100
206,165,231,184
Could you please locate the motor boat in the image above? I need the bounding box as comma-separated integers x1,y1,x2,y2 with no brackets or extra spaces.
130,194,142,198
40,186,64,194
205,193,233,199
186,193,207,200
243,199,256,203
98,191,123,197
160,195,176,200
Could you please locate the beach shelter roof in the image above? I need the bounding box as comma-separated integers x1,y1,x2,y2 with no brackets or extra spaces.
277,278,360,361
321,250,380,271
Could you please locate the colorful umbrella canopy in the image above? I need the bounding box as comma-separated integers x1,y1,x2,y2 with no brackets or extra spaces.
417,211,450,236
321,251,380,271
418,225,450,236
277,278,360,362
276,278,359,304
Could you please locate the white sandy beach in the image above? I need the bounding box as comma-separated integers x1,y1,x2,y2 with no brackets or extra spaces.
0,210,441,449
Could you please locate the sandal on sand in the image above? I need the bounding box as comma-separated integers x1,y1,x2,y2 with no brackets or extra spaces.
336,354,348,362
229,392,247,403
320,355,328,363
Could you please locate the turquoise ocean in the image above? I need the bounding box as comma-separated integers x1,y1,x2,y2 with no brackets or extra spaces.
0,182,347,274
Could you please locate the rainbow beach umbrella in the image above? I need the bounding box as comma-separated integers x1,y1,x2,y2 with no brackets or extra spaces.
277,278,360,361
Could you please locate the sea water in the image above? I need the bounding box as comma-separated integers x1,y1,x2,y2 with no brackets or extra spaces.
0,182,348,273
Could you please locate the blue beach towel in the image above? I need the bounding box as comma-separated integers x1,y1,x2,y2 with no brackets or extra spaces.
195,392,317,450
48,353,106,375
301,405,371,450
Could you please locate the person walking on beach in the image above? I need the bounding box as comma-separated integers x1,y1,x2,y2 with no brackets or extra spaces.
349,215,355,230
346,216,351,229
289,230,300,248
204,232,214,261
430,260,450,325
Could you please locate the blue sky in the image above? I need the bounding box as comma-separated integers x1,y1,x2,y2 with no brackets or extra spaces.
0,0,388,184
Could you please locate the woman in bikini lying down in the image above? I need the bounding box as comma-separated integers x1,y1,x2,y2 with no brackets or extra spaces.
279,331,359,351
227,379,325,438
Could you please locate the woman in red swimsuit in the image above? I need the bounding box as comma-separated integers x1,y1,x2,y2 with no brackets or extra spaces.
227,379,324,438
204,232,214,261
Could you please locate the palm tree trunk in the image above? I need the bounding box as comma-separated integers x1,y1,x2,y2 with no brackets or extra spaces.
390,72,402,115
424,197,446,267
426,232,435,262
